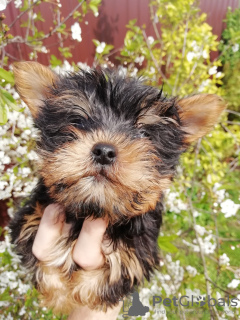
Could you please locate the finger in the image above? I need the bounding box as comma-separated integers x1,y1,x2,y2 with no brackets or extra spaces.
72,217,108,270
32,203,64,261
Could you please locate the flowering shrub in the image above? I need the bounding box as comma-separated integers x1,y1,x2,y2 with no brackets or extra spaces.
219,7,240,68
1,0,240,319
219,7,240,113
0,0,102,124
116,0,224,97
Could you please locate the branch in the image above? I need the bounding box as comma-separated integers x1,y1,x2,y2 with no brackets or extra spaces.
9,0,42,29
206,277,240,297
38,0,85,41
2,0,85,51
142,29,170,86
187,194,220,320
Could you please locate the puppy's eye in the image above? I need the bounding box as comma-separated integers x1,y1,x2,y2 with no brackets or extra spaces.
75,122,86,130
139,130,150,139
72,119,87,130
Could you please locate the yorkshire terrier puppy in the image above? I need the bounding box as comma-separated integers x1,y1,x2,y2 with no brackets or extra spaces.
10,61,225,314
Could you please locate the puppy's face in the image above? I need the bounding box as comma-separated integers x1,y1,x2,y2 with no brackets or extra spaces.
13,62,225,222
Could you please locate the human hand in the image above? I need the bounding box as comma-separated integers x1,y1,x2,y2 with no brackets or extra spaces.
32,203,107,270
32,204,122,320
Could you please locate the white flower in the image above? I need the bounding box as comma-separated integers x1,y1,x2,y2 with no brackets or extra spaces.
213,183,226,202
19,306,26,316
94,12,99,17
187,51,195,62
184,234,216,255
18,282,31,295
165,190,188,213
208,66,217,75
29,52,35,60
1,155,10,164
0,0,7,10
27,150,38,161
41,46,48,53
134,56,144,65
193,210,201,217
149,66,155,74
139,287,151,308
202,50,208,59
219,253,230,266
32,13,37,19
71,22,82,42
185,288,204,301
77,62,90,71
14,0,22,8
220,199,240,218
191,40,200,52
148,36,154,45
198,79,210,92
16,145,27,155
236,294,240,308
227,279,240,289
186,265,198,277
216,72,222,78
54,60,74,75
201,234,216,254
0,181,8,190
194,225,206,236
0,301,9,307
20,167,31,177
232,43,239,53
96,42,106,54
130,67,138,77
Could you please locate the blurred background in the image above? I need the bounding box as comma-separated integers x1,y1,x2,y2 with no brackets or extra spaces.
0,0,240,319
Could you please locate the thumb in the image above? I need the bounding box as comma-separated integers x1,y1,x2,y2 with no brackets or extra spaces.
72,217,108,270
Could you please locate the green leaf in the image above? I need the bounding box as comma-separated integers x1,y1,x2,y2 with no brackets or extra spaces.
1,89,16,104
0,289,11,301
0,89,24,112
0,99,8,125
158,240,178,253
89,4,98,15
158,235,178,253
73,10,82,19
50,55,62,67
89,0,101,14
92,39,100,47
13,166,19,175
0,68,14,85
159,235,178,242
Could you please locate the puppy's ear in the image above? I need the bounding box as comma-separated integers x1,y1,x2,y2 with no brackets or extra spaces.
177,94,225,144
13,61,58,117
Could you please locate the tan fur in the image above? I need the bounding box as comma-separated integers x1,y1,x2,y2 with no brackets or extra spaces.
39,129,171,222
70,240,144,310
177,94,226,143
17,202,146,314
36,233,144,312
13,62,58,117
18,202,43,242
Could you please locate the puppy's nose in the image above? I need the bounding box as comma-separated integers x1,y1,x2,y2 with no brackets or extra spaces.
92,143,117,165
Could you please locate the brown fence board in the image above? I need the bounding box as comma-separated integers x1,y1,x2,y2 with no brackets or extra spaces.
3,0,240,66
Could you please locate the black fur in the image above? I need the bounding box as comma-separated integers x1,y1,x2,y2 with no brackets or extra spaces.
10,68,188,308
